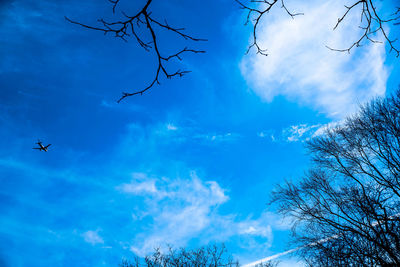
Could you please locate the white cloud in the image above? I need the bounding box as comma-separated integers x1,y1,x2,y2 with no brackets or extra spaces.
260,121,343,143
117,171,286,257
122,121,239,146
257,132,266,138
240,0,388,118
311,121,342,137
258,123,321,143
166,123,178,131
82,230,104,245
118,178,158,195
283,123,321,142
193,132,240,143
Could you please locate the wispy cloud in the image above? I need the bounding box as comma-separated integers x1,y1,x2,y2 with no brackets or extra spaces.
117,171,285,257
258,121,342,143
166,123,178,131
124,121,240,146
240,0,387,118
82,230,104,245
283,124,321,142
193,132,240,143
257,132,267,138
100,100,142,112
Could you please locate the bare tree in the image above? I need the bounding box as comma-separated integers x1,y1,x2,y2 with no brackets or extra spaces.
271,89,400,266
237,0,400,56
66,0,206,102
119,244,277,267
119,244,239,267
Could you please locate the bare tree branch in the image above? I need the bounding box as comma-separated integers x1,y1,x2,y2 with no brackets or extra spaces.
237,0,400,57
326,0,400,56
235,0,303,56
65,0,206,102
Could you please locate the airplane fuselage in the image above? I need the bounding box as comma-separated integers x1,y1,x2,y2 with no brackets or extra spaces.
33,141,51,152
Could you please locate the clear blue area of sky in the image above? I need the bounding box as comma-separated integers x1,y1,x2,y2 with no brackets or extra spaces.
0,0,399,266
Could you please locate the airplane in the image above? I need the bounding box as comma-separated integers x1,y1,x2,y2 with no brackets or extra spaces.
33,140,51,152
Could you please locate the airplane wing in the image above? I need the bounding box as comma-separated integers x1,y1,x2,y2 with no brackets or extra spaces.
45,144,51,148
33,147,41,150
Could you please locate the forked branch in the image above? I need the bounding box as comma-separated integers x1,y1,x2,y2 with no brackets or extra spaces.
235,0,303,56
326,0,399,56
66,0,206,102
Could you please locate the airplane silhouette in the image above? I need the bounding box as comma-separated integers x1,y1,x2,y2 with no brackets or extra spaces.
33,140,51,152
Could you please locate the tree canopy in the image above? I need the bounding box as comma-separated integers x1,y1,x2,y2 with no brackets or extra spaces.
272,89,400,265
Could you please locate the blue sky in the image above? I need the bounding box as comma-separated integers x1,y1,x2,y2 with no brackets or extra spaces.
0,0,399,266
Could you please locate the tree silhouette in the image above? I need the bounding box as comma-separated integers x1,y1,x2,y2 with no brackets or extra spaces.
119,244,239,267
271,89,400,265
119,244,277,267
